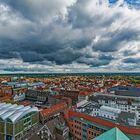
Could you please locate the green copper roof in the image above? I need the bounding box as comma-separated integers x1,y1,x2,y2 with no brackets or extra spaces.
93,127,130,140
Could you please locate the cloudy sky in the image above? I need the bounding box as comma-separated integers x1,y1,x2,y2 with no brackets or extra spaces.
0,0,140,73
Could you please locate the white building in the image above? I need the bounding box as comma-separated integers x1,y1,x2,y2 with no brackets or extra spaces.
99,105,121,120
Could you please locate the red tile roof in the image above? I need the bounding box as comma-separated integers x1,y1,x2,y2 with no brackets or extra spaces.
19,101,31,106
53,88,61,92
0,96,11,101
41,102,67,117
136,84,140,88
79,91,90,96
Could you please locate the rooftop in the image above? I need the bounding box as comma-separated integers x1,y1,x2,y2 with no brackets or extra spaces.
55,124,68,131
100,106,121,114
75,101,138,127
108,86,140,97
79,91,91,96
0,102,38,123
41,102,67,118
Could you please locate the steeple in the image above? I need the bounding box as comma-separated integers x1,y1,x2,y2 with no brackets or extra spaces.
93,127,130,140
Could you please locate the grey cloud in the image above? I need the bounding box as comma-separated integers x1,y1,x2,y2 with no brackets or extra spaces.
92,29,140,52
0,0,140,72
20,52,44,62
68,0,121,29
44,47,83,65
77,58,111,67
123,50,137,56
123,57,140,64
77,53,114,67
98,54,114,60
1,0,75,21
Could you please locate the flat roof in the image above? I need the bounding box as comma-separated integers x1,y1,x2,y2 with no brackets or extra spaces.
100,106,121,114
56,124,68,131
108,86,140,97
74,101,138,127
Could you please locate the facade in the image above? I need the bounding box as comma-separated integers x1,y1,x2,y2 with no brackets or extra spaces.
26,90,49,104
61,90,79,105
68,100,140,140
90,93,140,124
78,91,90,102
29,114,69,140
0,86,12,97
27,82,45,89
40,102,67,124
0,102,39,140
55,124,69,140
1,82,28,101
99,105,121,121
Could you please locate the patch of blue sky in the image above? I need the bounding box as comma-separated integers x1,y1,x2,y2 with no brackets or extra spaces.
108,0,140,8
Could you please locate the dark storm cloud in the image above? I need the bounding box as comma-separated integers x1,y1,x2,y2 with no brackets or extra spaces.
0,35,91,65
20,52,44,62
123,50,137,56
77,57,112,67
123,58,140,64
44,48,82,65
0,52,17,59
77,54,114,67
98,54,114,60
0,0,140,72
0,8,92,65
92,60,111,67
